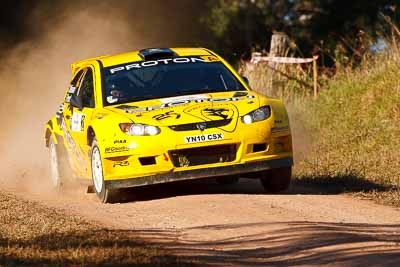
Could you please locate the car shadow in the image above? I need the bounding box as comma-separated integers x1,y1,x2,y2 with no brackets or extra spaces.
115,178,262,203
113,174,397,203
292,174,396,194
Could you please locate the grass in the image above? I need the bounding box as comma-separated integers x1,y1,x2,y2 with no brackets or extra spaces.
295,45,400,206
241,27,400,207
0,192,188,266
296,48,400,181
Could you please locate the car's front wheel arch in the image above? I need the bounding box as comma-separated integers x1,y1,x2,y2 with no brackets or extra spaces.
87,126,96,147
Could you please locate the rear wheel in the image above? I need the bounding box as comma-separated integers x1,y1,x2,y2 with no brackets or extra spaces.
49,137,61,189
48,137,70,190
91,138,119,203
260,167,292,193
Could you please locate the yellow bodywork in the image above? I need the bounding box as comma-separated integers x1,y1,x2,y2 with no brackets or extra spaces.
45,48,292,185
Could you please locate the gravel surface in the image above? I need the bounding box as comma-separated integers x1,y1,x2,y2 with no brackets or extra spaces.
2,178,400,266
0,191,178,266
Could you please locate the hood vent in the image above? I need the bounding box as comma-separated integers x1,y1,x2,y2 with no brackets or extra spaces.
138,48,177,61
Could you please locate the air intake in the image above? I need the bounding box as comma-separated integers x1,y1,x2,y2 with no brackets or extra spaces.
138,48,177,61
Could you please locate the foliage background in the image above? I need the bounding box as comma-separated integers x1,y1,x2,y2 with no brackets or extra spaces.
0,0,398,65
202,0,398,63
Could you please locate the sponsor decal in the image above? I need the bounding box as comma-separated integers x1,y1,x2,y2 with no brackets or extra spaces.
105,146,129,153
56,103,65,115
271,126,289,133
160,95,208,103
114,140,127,144
113,161,129,167
184,133,224,144
65,85,76,103
152,111,181,121
202,108,230,120
60,119,86,167
68,85,77,94
109,57,218,74
200,55,219,62
71,112,85,132
184,102,225,112
125,95,255,114
55,103,64,126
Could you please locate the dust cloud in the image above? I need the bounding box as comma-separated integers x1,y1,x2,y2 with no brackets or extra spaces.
0,1,205,193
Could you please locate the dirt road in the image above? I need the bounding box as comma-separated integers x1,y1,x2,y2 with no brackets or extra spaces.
2,177,399,266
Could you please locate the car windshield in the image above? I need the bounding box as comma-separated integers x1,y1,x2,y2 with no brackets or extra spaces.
102,57,246,106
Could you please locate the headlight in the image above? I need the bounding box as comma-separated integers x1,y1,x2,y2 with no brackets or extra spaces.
119,123,161,136
241,106,271,124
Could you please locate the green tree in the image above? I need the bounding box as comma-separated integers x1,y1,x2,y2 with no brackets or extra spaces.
202,0,398,63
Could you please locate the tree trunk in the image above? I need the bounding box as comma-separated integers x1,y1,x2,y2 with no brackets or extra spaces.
263,32,289,96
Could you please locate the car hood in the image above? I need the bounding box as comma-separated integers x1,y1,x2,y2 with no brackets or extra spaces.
105,92,260,129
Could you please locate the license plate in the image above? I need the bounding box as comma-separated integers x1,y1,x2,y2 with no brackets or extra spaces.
184,133,224,144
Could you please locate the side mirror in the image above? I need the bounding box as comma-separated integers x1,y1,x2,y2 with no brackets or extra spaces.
241,76,250,86
70,94,83,110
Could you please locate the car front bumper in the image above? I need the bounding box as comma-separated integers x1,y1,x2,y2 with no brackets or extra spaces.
105,156,293,189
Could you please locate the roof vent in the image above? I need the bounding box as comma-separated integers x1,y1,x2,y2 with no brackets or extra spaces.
138,48,177,61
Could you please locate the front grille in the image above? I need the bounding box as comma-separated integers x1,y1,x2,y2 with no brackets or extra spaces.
168,119,232,131
169,144,236,167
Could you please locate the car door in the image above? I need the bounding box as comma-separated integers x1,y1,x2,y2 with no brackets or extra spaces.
63,67,96,177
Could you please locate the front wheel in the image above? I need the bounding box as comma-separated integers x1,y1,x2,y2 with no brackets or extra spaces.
260,167,292,193
91,139,119,203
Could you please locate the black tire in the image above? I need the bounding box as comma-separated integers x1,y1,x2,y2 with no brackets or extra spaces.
216,176,240,185
260,167,292,193
48,137,71,190
91,138,119,203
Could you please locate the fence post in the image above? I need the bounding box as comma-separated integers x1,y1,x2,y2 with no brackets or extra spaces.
266,32,289,96
313,57,318,100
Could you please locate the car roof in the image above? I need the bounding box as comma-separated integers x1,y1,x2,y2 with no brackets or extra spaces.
71,47,215,74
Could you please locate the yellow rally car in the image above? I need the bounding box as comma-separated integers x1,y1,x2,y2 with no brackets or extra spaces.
45,48,293,203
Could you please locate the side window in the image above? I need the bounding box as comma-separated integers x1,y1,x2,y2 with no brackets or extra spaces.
78,68,95,108
71,69,84,87
65,69,84,103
